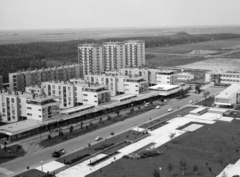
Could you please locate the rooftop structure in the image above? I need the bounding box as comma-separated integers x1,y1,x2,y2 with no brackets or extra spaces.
149,84,181,96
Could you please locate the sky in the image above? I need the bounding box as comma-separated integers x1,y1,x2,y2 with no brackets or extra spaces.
0,0,240,30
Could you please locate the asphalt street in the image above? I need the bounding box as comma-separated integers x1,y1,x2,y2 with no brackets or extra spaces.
0,86,224,177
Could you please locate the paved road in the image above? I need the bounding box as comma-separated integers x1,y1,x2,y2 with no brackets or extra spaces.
0,87,224,177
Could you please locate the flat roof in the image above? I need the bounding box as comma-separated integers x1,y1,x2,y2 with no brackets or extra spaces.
149,84,179,90
216,84,240,99
190,107,208,114
111,94,137,101
0,119,43,135
60,105,94,114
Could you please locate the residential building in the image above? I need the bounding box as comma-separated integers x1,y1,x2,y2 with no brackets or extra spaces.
124,77,149,94
84,73,118,96
82,85,111,106
78,44,103,75
205,71,240,86
0,90,60,123
124,40,145,67
9,64,83,91
103,42,126,71
26,95,60,121
25,85,44,95
0,76,3,90
41,81,76,109
156,70,177,85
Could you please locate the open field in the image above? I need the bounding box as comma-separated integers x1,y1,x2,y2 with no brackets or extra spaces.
1,27,240,45
87,121,240,177
145,53,209,67
178,58,240,71
146,38,240,54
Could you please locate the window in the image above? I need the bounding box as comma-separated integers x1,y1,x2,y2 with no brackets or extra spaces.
11,98,15,102
83,99,88,102
39,115,42,117
38,109,41,111
27,113,32,116
27,107,32,109
83,94,88,96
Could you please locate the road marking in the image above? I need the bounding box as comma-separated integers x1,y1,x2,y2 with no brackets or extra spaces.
0,167,14,176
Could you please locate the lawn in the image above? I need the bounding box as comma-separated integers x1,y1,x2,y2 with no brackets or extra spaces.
0,144,25,164
40,105,156,148
225,51,240,58
87,121,240,177
56,130,146,165
146,38,240,54
196,96,215,107
13,169,53,177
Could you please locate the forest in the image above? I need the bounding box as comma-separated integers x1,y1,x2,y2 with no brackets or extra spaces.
0,32,240,83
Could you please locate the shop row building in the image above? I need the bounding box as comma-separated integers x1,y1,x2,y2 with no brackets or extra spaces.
78,40,145,75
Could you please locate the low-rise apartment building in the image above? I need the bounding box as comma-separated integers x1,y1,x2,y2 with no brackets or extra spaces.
124,77,149,94
82,85,111,106
0,90,60,123
9,64,83,91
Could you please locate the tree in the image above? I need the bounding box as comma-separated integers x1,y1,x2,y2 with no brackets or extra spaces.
193,164,198,176
232,175,240,177
115,110,120,116
59,131,64,137
48,134,52,140
195,85,201,93
99,117,103,123
169,132,176,140
153,169,161,177
203,90,210,100
167,163,173,175
179,160,187,176
69,125,74,133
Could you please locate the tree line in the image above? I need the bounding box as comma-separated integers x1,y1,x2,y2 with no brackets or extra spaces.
1,32,240,83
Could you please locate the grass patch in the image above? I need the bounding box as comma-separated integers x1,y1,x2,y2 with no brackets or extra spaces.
0,144,25,164
196,96,215,107
87,121,240,177
146,38,240,54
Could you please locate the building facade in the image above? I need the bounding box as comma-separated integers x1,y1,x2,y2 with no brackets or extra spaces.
0,91,60,123
205,71,240,86
124,77,149,94
9,64,83,91
103,42,126,71
78,44,103,75
0,76,3,90
124,40,145,67
82,86,111,106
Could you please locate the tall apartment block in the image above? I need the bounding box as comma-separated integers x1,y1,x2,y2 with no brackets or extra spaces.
0,75,3,90
78,44,103,75
124,40,145,67
9,64,83,91
103,42,126,71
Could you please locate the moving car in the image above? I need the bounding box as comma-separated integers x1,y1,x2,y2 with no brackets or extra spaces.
189,100,193,104
95,136,103,141
168,108,173,112
52,148,65,158
156,105,161,109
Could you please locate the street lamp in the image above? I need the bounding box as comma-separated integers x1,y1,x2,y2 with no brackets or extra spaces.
41,161,43,172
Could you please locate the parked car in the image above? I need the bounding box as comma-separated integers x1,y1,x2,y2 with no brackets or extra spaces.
156,105,161,109
52,148,65,158
95,136,103,141
168,108,173,112
144,103,150,107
